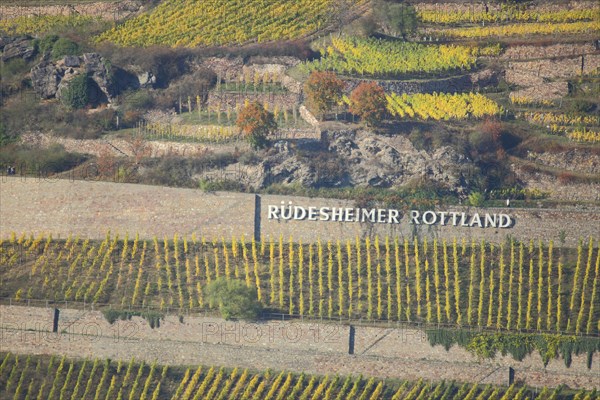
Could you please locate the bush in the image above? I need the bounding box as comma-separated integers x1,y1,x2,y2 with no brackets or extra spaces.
297,151,348,187
304,71,345,119
236,101,276,149
349,82,387,126
468,191,485,207
123,90,155,110
0,143,86,174
0,121,12,146
36,34,59,55
198,178,248,192
141,153,238,187
205,278,262,320
50,37,80,60
569,99,596,115
372,1,418,38
60,74,90,110
102,310,164,328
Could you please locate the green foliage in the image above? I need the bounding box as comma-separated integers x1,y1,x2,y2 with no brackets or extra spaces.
468,192,484,207
568,99,596,115
0,121,13,146
372,1,417,37
301,37,486,77
50,37,80,60
0,143,85,173
204,278,262,320
198,178,248,192
426,329,599,368
2,58,29,78
102,310,164,328
60,74,90,110
37,34,59,55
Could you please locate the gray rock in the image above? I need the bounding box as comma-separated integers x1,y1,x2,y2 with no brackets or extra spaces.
30,52,115,104
1,36,35,62
246,129,471,193
63,55,81,68
137,71,156,88
31,62,64,99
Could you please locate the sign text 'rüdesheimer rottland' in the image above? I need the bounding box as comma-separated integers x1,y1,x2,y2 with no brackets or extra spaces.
267,202,514,228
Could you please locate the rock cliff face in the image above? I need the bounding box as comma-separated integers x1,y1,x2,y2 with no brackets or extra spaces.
31,53,115,103
254,129,471,193
0,36,36,62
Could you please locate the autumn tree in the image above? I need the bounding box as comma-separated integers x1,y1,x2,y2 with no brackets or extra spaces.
304,71,345,119
349,82,387,126
236,101,277,149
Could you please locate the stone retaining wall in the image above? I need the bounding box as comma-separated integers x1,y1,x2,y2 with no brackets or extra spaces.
1,178,598,245
0,305,597,389
0,0,142,20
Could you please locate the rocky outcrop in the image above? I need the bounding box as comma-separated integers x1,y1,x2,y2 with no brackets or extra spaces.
0,36,36,62
253,129,471,192
30,63,63,99
31,53,115,103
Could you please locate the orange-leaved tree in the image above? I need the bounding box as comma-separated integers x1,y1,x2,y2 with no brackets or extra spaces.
236,101,277,149
304,71,345,120
349,82,387,127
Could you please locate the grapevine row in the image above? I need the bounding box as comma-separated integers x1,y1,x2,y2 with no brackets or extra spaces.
2,352,589,400
300,36,500,77
96,0,362,47
2,233,598,335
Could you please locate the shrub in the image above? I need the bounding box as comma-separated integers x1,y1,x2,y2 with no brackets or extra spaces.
198,179,247,192
0,143,86,174
124,90,155,110
153,67,216,110
37,34,59,55
468,192,485,207
102,310,164,328
205,278,262,320
349,82,387,126
0,121,12,146
372,1,417,38
304,71,345,119
236,101,276,149
51,37,80,60
569,99,596,115
60,74,90,110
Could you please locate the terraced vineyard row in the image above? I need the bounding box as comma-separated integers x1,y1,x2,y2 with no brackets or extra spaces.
0,15,102,35
300,36,500,77
428,20,600,39
385,92,501,120
516,111,600,142
95,0,362,47
0,352,593,400
418,8,599,24
1,233,598,335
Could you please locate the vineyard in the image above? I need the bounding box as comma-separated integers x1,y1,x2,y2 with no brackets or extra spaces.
2,352,593,400
300,37,500,77
427,20,599,39
1,233,598,336
516,112,600,143
0,15,103,36
417,8,599,25
385,92,501,120
95,0,363,47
